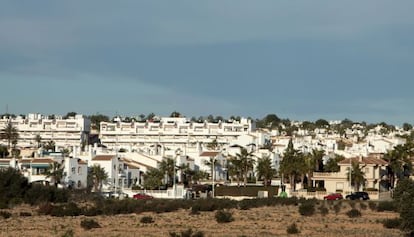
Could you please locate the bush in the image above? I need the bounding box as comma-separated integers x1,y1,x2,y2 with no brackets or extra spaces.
368,201,377,211
140,216,154,224
169,228,204,237
215,210,234,223
346,209,361,218
319,206,329,216
80,219,101,230
382,218,402,229
61,229,74,237
299,201,315,216
377,201,397,212
0,210,12,219
359,202,367,210
286,223,300,234
333,203,341,215
19,212,32,217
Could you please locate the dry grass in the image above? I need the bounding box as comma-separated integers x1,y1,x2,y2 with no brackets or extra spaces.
0,202,402,237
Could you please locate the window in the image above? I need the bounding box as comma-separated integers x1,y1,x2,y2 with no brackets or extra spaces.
77,181,81,188
78,167,81,174
71,167,75,174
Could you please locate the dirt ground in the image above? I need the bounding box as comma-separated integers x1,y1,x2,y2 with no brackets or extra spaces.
0,202,402,237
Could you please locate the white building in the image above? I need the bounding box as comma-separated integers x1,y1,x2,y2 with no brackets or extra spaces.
0,113,90,149
99,117,254,153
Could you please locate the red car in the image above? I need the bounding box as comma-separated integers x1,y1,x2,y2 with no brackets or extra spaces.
133,193,154,200
323,193,343,200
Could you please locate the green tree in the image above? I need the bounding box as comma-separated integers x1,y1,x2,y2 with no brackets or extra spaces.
324,155,345,172
0,168,29,206
403,123,413,132
255,155,276,187
233,148,255,187
393,178,414,235
304,149,325,188
63,112,77,119
143,168,164,189
1,121,19,150
89,165,108,192
383,143,413,188
89,114,110,131
207,139,219,150
43,140,56,152
159,158,175,187
170,111,181,118
315,119,329,128
228,156,243,186
0,145,9,158
279,139,305,191
45,161,64,187
34,134,42,148
346,161,366,191
203,156,221,182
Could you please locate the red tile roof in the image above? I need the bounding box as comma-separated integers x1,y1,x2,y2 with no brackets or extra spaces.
200,151,220,157
92,155,115,161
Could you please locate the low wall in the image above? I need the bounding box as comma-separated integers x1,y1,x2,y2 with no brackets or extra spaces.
290,190,386,200
215,185,279,197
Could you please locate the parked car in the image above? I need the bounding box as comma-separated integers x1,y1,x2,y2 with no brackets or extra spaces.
345,192,370,200
133,193,154,200
323,193,343,200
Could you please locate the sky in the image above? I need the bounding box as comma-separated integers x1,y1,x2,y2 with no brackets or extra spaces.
1,1,414,125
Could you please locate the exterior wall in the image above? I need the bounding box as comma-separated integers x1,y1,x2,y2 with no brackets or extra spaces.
99,117,253,151
0,114,90,148
63,158,88,189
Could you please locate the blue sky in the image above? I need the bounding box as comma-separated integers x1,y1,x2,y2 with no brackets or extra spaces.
1,1,414,125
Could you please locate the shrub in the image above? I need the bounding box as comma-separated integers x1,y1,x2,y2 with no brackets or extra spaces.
169,228,204,237
190,204,200,215
19,212,32,217
368,201,377,211
38,202,54,215
382,218,402,229
333,203,341,215
0,210,12,219
286,223,300,234
319,206,329,216
346,209,361,218
299,201,315,216
215,210,234,223
359,202,367,210
140,216,154,224
377,201,397,212
80,219,101,230
61,229,74,237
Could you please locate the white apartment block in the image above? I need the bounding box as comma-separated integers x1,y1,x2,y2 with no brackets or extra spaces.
99,117,254,153
0,113,90,149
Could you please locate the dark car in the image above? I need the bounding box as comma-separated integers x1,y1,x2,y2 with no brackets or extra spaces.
345,192,370,200
323,193,343,200
133,193,154,200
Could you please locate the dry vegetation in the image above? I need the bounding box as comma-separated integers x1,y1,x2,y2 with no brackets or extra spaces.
0,201,402,237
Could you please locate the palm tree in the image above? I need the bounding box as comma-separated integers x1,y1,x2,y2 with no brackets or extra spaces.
384,143,414,188
1,121,19,150
45,161,64,187
159,158,175,187
89,164,108,192
227,156,243,186
43,140,56,152
143,168,164,190
235,148,255,187
346,161,366,191
34,134,42,148
256,155,276,187
279,139,306,191
203,156,221,182
304,149,325,188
